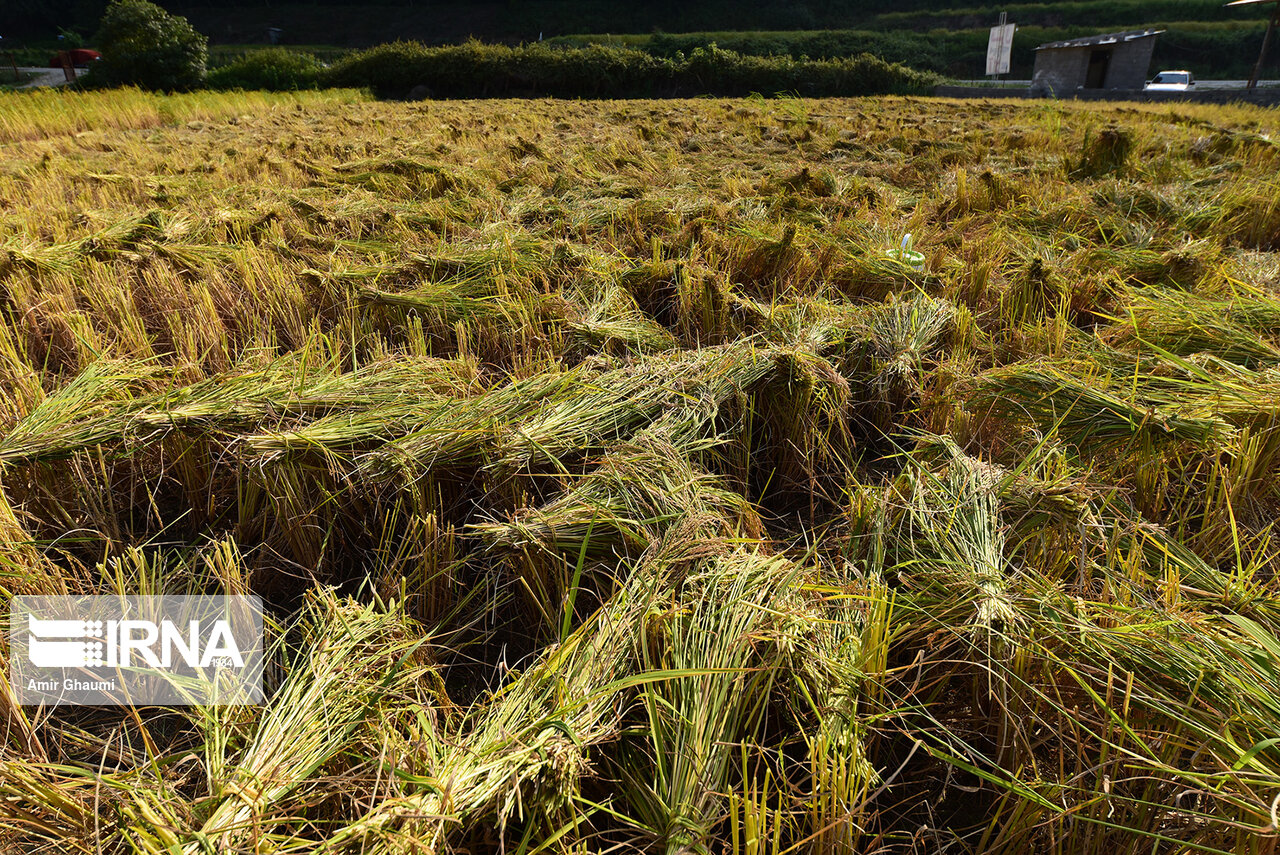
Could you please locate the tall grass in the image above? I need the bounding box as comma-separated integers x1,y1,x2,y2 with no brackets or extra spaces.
0,87,368,144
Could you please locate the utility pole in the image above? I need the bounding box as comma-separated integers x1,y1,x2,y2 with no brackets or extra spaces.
997,12,1007,82
1252,4,1280,89
1226,0,1280,90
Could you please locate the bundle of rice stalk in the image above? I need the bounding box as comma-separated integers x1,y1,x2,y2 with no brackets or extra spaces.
1103,513,1280,622
471,429,761,559
885,441,1021,657
0,359,164,466
0,235,84,275
742,294,865,354
1215,288,1280,333
1122,347,1280,440
406,233,565,285
1186,373,1280,432
345,369,582,477
318,547,675,854
756,346,856,499
0,355,474,466
863,292,955,423
665,264,739,346
0,757,100,849
1024,598,1280,845
619,258,683,324
730,223,803,294
82,209,163,260
1209,179,1280,250
972,364,1230,451
1072,244,1170,288
563,314,676,355
175,589,437,853
914,431,1092,524
998,252,1068,328
241,401,444,466
875,442,1052,785
327,157,480,198
147,241,233,274
624,551,803,853
785,567,889,853
827,250,923,302
482,339,783,475
1067,126,1132,179
1112,289,1280,368
562,279,677,355
900,577,1280,851
272,356,479,410
471,429,763,630
358,279,521,328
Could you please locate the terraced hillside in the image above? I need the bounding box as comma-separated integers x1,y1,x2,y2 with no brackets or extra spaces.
3,88,1280,853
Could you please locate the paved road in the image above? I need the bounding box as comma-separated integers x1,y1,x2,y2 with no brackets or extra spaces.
1168,79,1279,90
957,79,1280,90
9,67,78,88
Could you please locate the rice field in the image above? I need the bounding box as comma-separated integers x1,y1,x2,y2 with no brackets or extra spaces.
2,87,1280,853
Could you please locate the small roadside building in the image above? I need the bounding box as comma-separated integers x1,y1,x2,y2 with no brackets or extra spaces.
1030,29,1163,95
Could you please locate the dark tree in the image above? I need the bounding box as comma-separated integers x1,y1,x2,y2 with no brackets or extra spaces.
93,0,207,90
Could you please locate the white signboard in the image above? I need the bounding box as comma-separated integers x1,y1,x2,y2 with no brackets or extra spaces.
986,23,1016,76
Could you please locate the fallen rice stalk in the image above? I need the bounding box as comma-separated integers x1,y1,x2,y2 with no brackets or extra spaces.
173,589,437,853
972,364,1231,450
0,356,475,466
364,339,788,479
469,428,762,560
316,542,679,853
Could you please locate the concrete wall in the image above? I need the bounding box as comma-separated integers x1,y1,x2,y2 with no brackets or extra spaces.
1031,38,1157,95
934,84,1280,107
1031,47,1089,96
1105,39,1156,90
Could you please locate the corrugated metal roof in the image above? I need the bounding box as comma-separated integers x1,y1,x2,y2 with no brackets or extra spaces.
1035,29,1165,50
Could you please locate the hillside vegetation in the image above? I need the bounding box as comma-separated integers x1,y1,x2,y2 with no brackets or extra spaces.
552,19,1280,80
127,1,1278,47
2,88,1280,853
11,1,1277,83
552,22,1278,81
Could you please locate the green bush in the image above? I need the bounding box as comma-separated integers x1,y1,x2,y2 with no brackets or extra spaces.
323,41,671,97
91,0,207,91
206,48,324,91
322,40,938,99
